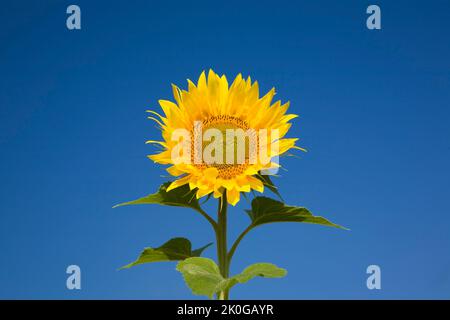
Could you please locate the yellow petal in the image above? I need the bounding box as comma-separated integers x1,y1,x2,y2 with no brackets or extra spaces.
272,138,299,156
227,188,240,206
248,176,264,193
244,166,259,176
236,175,251,192
203,167,219,181
146,110,167,124
197,71,207,92
196,187,213,199
148,151,171,164
145,140,167,148
166,165,184,177
213,188,223,198
166,175,191,192
221,179,237,190
171,84,183,104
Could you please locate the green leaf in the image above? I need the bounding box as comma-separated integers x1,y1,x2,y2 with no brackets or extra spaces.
200,193,213,204
255,173,283,201
113,182,201,211
120,238,212,269
217,263,287,293
246,196,347,229
234,263,287,282
191,242,214,257
176,257,223,299
176,258,287,299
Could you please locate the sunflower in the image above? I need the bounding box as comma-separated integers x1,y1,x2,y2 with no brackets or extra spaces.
146,70,302,206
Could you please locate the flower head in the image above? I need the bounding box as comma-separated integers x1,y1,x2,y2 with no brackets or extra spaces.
147,70,302,205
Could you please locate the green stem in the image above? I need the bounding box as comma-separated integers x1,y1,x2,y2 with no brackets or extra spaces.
227,224,253,262
216,192,229,300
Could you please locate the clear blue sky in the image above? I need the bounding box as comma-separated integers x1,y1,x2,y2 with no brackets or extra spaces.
1,0,449,299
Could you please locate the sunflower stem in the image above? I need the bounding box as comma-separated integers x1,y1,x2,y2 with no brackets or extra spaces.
216,192,230,300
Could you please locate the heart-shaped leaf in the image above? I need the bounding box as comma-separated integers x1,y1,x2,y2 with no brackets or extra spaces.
176,257,223,299
176,257,286,299
120,237,212,269
246,196,347,229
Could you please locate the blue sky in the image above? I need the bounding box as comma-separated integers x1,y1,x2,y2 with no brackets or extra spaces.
1,0,449,299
